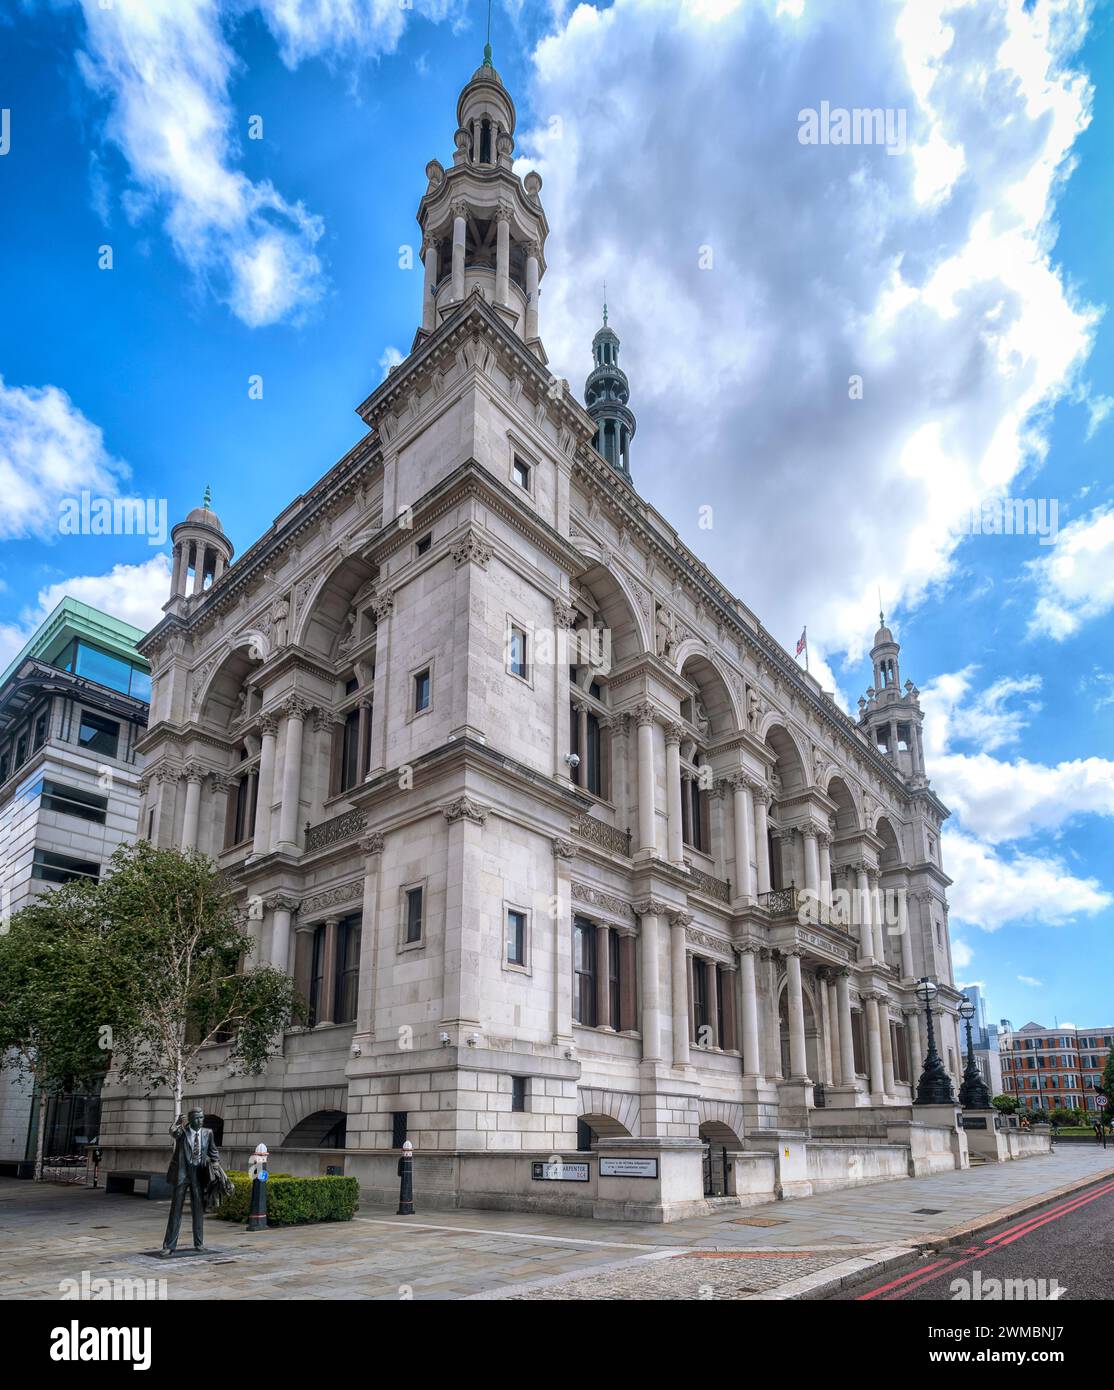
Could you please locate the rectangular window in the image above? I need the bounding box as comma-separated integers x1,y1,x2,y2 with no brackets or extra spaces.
0,753,8,782
33,712,48,751
506,909,526,966
391,1112,408,1149
416,533,432,556
78,712,120,759
231,774,256,845
340,707,360,791
404,887,423,944
511,1077,527,1113
851,1009,866,1075
31,848,100,885
41,779,108,825
334,917,362,1024
15,734,28,768
892,1022,910,1083
308,926,326,1027
508,625,528,680
512,456,531,490
692,959,709,1042
608,929,621,1029
413,668,431,714
572,919,596,1026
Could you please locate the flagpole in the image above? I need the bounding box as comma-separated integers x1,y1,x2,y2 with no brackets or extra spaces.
803,625,809,673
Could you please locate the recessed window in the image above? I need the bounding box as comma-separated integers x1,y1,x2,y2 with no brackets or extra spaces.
508,625,528,681
506,909,527,966
404,886,424,944
512,456,531,491
15,735,28,768
391,1112,408,1149
33,713,48,751
0,753,9,783
41,780,108,825
78,711,120,759
413,668,431,714
31,848,100,884
511,1077,527,1113
416,533,432,556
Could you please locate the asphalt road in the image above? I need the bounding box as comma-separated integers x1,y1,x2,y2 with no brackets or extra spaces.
830,1173,1114,1301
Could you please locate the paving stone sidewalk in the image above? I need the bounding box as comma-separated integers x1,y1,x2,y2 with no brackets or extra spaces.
1,1146,1111,1301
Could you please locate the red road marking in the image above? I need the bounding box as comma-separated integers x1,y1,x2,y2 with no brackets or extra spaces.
855,1179,1114,1301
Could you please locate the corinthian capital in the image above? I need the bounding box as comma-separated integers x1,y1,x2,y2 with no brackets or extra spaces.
632,897,670,918
633,701,657,728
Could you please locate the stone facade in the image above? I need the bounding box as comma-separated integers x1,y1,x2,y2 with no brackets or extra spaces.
101,56,968,1218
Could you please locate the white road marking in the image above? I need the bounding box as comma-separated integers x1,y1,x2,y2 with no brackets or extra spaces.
354,1217,666,1251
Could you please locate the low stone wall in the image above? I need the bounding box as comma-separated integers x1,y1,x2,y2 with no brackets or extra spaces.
1007,1131,1053,1159
806,1142,910,1192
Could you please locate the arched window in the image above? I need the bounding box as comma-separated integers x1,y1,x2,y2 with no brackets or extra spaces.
479,119,492,164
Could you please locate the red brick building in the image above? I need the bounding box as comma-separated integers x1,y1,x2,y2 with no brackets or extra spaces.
999,1022,1112,1114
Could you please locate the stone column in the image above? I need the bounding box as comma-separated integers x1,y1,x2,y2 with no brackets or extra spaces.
669,909,692,1066
369,590,394,776
826,976,842,1085
293,923,314,1009
355,698,372,782
317,916,339,1025
802,824,820,901
171,543,185,596
879,999,896,1095
355,832,385,1037
752,785,771,894
495,204,511,306
450,200,467,301
705,959,720,1049
869,868,886,962
551,838,577,1046
252,712,277,857
525,240,540,341
441,797,488,1030
721,965,738,1052
595,924,613,1031
266,893,298,974
210,773,233,854
855,864,872,961
764,949,782,1079
275,696,309,855
730,773,755,902
180,767,203,852
818,831,832,909
634,703,657,856
865,993,886,1100
634,899,665,1062
617,927,638,1033
737,945,762,1077
784,950,808,1080
836,969,855,1084
191,549,206,596
422,235,438,332
664,723,684,865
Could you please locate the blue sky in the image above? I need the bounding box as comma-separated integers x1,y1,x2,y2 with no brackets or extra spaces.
1,0,1112,1031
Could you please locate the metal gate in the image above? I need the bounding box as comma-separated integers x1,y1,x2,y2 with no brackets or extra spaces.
702,1144,729,1197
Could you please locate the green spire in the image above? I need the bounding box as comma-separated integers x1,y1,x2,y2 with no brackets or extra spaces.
483,0,493,66
203,483,212,511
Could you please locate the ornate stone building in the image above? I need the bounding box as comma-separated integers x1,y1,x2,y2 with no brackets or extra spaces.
102,52,969,1218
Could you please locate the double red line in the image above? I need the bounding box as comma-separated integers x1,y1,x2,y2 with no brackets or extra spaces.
855,1177,1114,1300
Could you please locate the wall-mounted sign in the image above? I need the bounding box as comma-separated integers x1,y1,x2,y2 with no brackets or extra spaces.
531,1161,590,1183
959,1115,988,1130
599,1157,658,1179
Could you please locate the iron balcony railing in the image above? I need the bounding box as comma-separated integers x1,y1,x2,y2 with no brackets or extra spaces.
571,815,632,858
304,808,367,855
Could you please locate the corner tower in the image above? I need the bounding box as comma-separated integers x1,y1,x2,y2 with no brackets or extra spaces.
857,613,926,783
416,45,549,361
584,304,636,479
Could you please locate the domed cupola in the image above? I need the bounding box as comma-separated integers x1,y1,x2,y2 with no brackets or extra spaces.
584,303,636,479
415,43,549,359
167,485,234,612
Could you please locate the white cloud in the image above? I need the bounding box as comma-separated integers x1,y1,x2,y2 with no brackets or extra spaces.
1017,974,1043,987
944,829,1110,931
0,557,170,675
920,666,1042,756
1027,504,1114,639
951,938,974,970
523,0,1097,661
0,376,127,542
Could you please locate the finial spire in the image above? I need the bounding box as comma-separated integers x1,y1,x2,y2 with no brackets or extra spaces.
203,483,212,511
602,282,608,326
483,0,493,65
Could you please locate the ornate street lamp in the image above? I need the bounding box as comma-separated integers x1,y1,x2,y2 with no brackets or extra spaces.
958,996,991,1110
913,976,956,1106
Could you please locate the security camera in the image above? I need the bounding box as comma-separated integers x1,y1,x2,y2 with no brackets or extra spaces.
439,1031,451,1046
564,753,580,769
350,1042,362,1057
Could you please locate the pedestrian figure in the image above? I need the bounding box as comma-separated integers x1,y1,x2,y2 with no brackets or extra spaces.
160,1109,231,1256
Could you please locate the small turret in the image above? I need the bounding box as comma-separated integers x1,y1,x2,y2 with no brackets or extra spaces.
858,611,926,782
584,303,636,479
167,486,234,614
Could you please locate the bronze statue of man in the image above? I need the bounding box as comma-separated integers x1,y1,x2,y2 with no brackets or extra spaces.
160,1108,220,1256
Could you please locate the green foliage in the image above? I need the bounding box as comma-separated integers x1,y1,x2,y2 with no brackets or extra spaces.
215,1171,359,1225
97,842,302,1107
1050,1108,1076,1126
1101,1052,1114,1124
991,1094,1020,1114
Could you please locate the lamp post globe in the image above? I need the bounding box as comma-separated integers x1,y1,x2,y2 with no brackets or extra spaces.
913,976,956,1107
957,995,990,1110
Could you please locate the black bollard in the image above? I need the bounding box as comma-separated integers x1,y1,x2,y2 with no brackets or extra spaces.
396,1139,415,1216
247,1144,269,1232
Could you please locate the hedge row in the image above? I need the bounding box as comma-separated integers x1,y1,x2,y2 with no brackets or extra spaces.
215,1171,359,1225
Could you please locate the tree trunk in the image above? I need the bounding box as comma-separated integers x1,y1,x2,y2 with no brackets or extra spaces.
34,1085,47,1182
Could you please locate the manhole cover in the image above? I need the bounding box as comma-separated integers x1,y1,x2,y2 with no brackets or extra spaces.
913,1208,943,1215
730,1216,788,1227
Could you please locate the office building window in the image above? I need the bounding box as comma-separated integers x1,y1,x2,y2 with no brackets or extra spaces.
78,712,120,759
